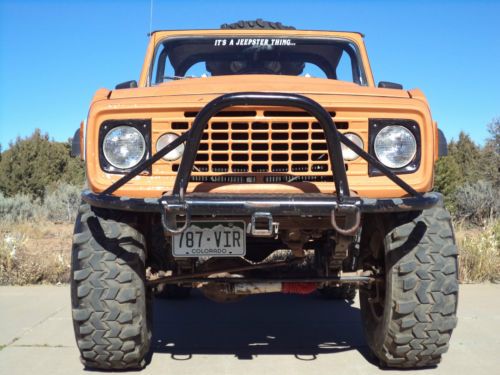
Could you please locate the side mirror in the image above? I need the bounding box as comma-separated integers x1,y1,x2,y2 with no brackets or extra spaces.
70,128,81,158
378,81,403,90
115,80,138,90
438,129,448,157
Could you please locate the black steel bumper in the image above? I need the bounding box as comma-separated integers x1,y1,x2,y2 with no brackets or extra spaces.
82,190,440,216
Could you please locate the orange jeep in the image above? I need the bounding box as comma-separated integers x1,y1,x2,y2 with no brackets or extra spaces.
70,20,458,370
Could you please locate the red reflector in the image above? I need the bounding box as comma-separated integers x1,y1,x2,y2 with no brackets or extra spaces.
282,282,317,294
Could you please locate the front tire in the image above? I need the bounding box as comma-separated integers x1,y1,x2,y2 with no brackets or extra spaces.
70,204,152,370
360,196,458,368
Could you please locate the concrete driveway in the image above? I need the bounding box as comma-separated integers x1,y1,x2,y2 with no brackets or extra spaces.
0,284,498,375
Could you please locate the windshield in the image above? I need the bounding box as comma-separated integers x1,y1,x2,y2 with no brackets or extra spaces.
149,36,367,86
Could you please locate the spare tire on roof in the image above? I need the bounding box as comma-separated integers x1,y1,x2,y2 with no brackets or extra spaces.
221,19,296,30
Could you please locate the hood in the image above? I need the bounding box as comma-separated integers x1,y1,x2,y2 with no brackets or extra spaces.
109,75,410,100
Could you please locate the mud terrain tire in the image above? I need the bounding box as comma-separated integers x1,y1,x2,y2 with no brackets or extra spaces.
71,204,151,370
360,196,458,368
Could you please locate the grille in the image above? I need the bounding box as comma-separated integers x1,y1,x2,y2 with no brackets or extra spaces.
167,109,351,183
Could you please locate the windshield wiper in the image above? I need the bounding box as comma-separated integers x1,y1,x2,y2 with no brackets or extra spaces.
162,75,196,81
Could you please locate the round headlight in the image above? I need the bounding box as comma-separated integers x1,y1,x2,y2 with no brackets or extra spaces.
341,133,364,161
374,126,417,168
103,126,146,169
156,133,185,161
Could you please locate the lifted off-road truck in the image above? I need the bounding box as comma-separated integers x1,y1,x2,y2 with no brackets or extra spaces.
70,20,458,370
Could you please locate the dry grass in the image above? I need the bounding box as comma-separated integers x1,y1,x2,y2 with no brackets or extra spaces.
0,218,498,285
0,221,72,285
456,219,500,283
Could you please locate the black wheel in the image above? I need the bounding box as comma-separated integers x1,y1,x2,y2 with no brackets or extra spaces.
71,204,151,370
359,195,458,368
155,284,192,300
318,284,357,301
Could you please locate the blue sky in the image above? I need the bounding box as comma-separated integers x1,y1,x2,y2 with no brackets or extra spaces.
1,0,499,148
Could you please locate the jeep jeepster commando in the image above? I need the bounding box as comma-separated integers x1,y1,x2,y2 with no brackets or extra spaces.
70,20,458,370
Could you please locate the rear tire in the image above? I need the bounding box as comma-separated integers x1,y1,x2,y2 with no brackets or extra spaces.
148,224,192,300
318,284,356,302
156,284,192,300
71,204,151,370
360,195,458,368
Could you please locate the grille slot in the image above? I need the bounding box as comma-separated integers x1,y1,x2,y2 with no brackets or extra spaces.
169,111,351,184
263,110,336,117
172,122,189,130
185,110,257,118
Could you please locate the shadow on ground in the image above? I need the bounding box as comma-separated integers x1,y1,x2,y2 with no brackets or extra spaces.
152,290,373,362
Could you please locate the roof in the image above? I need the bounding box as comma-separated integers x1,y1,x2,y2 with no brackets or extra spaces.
148,28,365,38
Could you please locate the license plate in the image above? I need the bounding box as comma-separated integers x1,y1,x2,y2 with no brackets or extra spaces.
172,221,246,257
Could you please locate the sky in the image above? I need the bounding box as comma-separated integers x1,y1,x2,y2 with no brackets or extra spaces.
0,0,499,148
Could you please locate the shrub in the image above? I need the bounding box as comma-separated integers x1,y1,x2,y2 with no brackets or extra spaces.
457,219,500,283
454,181,500,224
43,183,81,222
0,129,84,200
0,184,81,224
0,192,42,223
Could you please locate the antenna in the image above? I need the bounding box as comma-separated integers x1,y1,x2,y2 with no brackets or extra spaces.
149,0,154,36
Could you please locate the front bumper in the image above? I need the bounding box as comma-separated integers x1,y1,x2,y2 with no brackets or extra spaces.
82,189,440,215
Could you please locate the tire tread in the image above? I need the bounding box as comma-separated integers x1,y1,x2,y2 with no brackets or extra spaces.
71,204,150,370
382,201,458,367
362,196,458,368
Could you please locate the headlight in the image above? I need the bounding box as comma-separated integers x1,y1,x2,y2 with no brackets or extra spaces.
102,126,146,169
341,133,363,161
374,126,417,168
156,133,184,161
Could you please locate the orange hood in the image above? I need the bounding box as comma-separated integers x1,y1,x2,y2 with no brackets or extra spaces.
109,75,410,100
